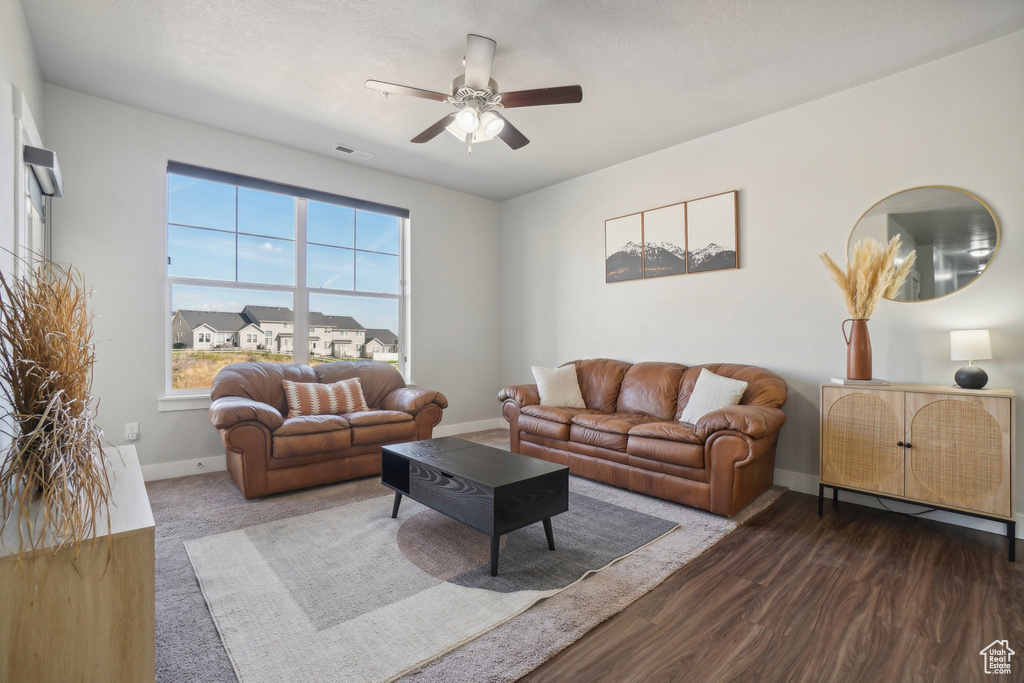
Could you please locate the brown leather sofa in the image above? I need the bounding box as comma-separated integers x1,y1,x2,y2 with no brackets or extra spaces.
498,360,787,516
209,361,447,498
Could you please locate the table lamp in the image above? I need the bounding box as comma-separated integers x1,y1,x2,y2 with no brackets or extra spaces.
950,329,992,389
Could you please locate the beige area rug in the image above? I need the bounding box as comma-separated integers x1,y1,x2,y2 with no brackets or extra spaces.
178,430,784,683
403,479,784,682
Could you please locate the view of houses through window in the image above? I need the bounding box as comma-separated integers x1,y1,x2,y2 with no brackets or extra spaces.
167,165,405,390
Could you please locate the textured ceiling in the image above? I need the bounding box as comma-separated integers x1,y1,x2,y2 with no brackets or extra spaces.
21,0,1024,201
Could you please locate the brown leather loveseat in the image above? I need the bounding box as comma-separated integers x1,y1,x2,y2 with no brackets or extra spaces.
209,361,447,498
499,360,787,516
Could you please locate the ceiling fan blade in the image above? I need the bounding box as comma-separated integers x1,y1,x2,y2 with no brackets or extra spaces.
492,112,530,150
411,114,456,143
500,85,583,108
464,34,496,91
365,80,449,102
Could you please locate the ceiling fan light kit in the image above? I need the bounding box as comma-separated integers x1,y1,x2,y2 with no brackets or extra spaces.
366,34,583,152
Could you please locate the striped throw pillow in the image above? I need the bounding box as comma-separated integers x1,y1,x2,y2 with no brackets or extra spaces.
679,369,748,425
282,378,369,418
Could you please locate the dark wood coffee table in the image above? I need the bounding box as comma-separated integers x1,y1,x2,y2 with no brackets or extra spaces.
381,437,569,576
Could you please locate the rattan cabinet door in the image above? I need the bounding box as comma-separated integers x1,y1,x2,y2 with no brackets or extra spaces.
821,388,905,496
905,393,1012,518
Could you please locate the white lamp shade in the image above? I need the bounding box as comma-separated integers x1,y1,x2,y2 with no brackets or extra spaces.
479,111,505,139
950,329,992,361
454,107,480,134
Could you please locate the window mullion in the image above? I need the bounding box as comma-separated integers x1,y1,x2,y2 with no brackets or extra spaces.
234,186,239,282
294,198,310,366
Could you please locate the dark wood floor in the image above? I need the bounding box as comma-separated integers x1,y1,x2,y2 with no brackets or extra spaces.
521,492,1023,682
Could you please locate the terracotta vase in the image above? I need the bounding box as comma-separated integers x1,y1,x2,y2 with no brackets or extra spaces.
842,318,872,380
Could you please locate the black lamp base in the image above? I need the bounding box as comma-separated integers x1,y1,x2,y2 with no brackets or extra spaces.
954,365,988,390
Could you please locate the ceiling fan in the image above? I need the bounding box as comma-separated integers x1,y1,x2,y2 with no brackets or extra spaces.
365,34,583,152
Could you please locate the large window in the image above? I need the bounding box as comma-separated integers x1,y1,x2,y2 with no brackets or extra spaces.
166,163,407,392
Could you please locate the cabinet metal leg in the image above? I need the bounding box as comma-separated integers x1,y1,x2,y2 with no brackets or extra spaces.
833,487,839,504
391,492,402,519
490,535,500,576
543,518,555,550
818,484,824,516
1009,522,1016,563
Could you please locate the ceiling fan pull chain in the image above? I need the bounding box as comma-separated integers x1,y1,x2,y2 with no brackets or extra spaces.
466,133,473,155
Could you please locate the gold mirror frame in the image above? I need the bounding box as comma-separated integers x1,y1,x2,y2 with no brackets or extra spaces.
847,185,1000,303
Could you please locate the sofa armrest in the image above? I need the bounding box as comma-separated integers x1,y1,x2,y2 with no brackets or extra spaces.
209,397,284,431
497,384,540,409
382,387,449,414
693,405,786,441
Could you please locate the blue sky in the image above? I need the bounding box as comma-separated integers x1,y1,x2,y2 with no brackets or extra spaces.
168,174,400,330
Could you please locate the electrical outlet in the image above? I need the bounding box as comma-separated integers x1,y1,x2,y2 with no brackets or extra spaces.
125,422,139,442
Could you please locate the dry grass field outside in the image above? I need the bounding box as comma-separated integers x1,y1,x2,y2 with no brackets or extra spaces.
171,350,398,389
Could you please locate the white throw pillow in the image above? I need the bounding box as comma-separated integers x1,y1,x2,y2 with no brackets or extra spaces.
532,364,586,409
679,369,748,425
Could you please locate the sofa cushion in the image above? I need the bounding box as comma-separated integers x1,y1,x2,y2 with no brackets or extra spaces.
677,363,788,416
615,362,687,419
341,410,414,427
532,364,587,408
571,413,660,434
569,413,661,452
628,421,703,444
212,362,317,416
275,414,350,436
314,360,407,409
283,378,368,417
351,420,417,446
570,424,629,451
627,436,704,469
520,405,602,423
273,428,353,459
679,369,748,425
519,406,603,441
570,358,632,412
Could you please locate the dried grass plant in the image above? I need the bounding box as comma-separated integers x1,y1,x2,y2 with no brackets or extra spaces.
820,236,916,318
0,256,109,560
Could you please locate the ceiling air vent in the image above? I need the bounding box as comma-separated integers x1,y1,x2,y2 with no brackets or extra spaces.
333,144,374,160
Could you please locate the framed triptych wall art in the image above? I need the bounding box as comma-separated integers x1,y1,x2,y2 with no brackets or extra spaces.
604,190,738,283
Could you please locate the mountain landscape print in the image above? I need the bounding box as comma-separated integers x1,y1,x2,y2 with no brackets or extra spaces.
685,191,738,273
687,242,736,271
605,190,738,283
605,213,643,282
643,203,686,277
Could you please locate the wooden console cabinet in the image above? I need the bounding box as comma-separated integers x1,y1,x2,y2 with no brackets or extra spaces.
0,445,155,681
819,383,1015,560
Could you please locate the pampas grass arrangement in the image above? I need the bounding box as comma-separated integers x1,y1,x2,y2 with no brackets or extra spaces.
820,236,916,318
0,257,109,560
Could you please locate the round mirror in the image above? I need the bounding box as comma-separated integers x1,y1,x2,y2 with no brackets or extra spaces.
848,186,999,302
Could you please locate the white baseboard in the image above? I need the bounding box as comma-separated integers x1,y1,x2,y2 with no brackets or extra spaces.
774,468,1023,540
142,455,227,482
140,418,508,482
433,417,508,438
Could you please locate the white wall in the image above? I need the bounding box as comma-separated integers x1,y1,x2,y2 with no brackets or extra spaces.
43,85,501,468
1,0,44,273
499,32,1024,502
0,0,44,459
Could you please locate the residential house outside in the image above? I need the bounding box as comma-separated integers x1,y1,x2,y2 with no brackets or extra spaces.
363,329,399,360
172,311,264,350
173,306,392,360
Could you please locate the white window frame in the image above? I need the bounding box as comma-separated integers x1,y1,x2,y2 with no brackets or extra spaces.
12,87,49,279
163,163,408,398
